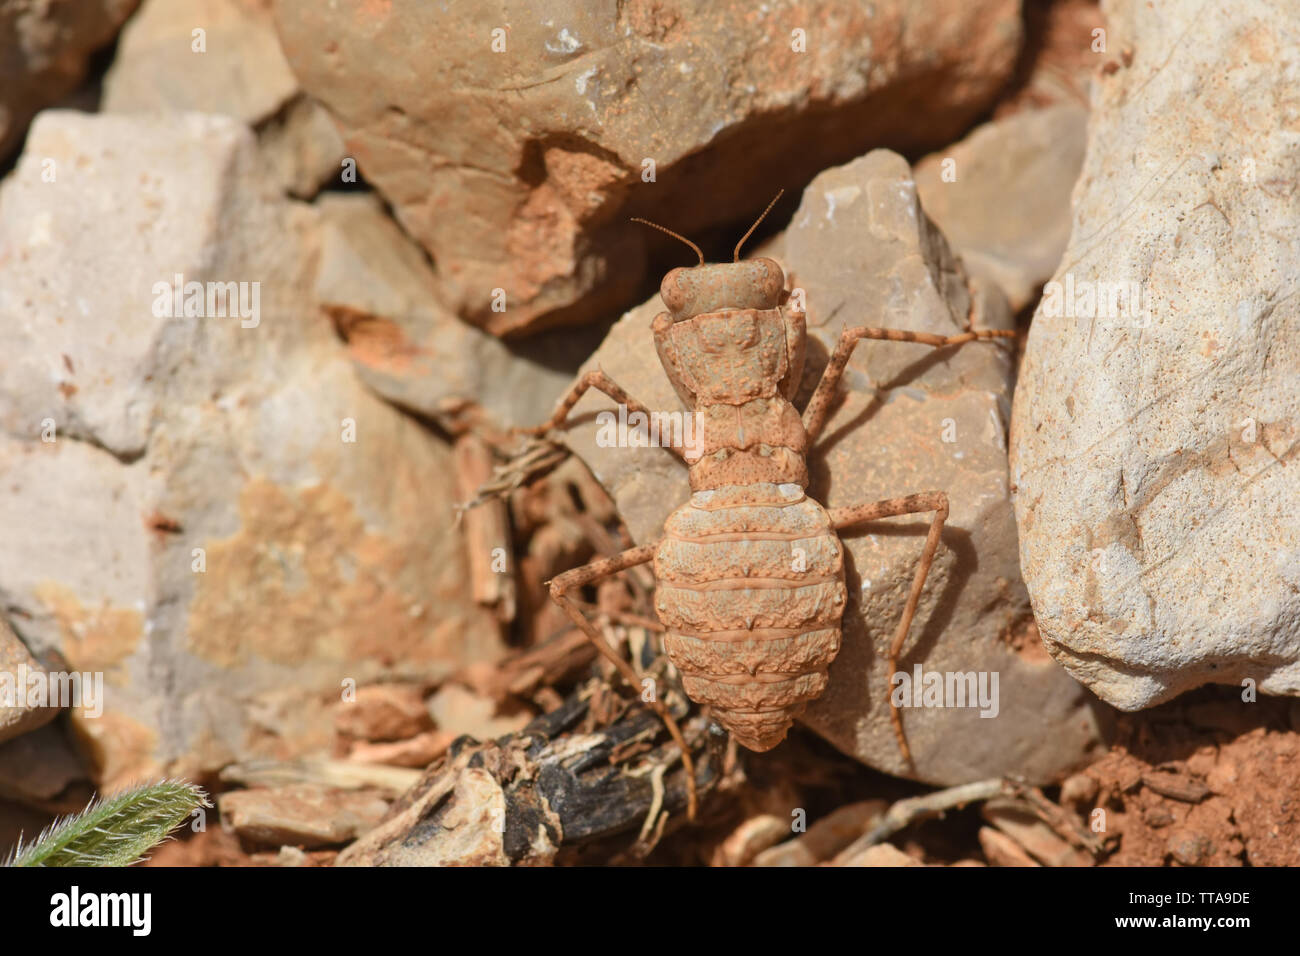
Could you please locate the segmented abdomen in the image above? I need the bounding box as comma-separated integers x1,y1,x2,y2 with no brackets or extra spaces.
653,483,845,751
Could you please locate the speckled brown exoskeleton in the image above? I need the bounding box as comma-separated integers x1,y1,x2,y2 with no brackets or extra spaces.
520,193,1015,817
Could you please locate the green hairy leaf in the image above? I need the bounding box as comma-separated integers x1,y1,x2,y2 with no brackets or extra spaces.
5,779,210,867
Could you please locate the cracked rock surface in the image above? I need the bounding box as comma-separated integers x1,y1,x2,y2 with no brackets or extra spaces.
1010,0,1300,710
0,111,502,788
270,0,1022,335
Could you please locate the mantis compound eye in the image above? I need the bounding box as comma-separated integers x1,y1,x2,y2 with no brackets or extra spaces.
660,266,690,317
749,257,786,308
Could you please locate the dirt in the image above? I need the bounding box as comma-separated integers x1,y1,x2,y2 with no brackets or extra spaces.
1081,688,1300,867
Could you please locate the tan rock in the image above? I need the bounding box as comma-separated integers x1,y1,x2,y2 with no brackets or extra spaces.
978,825,1041,866
427,683,531,742
313,193,594,433
916,104,1089,311
334,684,433,742
1059,771,1100,810
1009,0,1300,711
752,801,885,866
0,111,502,787
101,0,347,199
712,814,789,867
0,621,58,745
219,784,390,848
271,0,1023,334
219,757,420,796
0,722,90,807
103,0,298,124
838,842,922,867
347,730,455,769
258,94,348,199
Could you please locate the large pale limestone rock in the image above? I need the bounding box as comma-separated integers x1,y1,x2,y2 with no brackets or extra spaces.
1010,0,1300,710
554,149,1107,785
271,0,1024,335
102,0,346,199
103,0,298,124
0,111,502,789
107,0,585,432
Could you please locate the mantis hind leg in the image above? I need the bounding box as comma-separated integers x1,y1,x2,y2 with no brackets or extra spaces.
829,492,949,772
548,542,699,820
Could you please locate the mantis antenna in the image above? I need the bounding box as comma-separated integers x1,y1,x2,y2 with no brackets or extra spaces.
630,217,705,266
734,189,784,262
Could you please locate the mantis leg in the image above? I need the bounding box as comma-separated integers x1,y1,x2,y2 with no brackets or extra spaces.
517,370,688,464
803,325,1015,442
548,542,699,820
829,492,950,771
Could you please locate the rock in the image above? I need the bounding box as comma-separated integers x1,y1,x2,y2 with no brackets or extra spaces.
838,842,922,867
219,757,420,796
313,193,594,433
0,111,503,790
555,149,1107,785
270,0,1023,335
342,762,515,866
426,683,531,742
981,798,1093,866
1141,770,1209,804
0,722,91,808
346,730,455,769
1059,771,1100,811
0,621,58,745
978,825,1040,866
995,0,1103,117
1165,827,1214,867
334,684,433,742
1009,0,1300,712
1204,757,1239,796
101,0,347,199
219,784,390,848
272,845,310,866
916,104,1089,311
751,800,885,866
712,814,789,867
257,94,348,199
0,0,139,159
103,0,298,124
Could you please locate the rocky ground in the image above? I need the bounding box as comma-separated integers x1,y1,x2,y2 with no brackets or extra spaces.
1,0,1297,867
